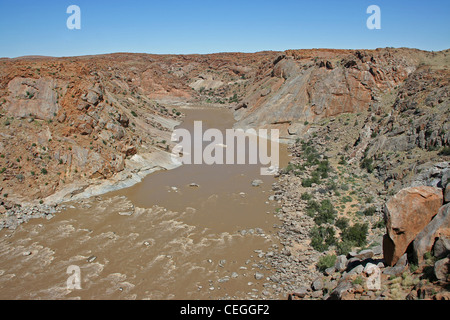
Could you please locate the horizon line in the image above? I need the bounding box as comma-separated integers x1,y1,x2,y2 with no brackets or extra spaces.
2,46,450,60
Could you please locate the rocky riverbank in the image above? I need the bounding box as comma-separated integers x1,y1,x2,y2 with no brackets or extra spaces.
260,109,449,300
0,147,180,231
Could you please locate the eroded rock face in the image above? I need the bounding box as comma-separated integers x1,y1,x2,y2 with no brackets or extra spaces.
5,77,63,120
383,186,443,266
234,48,418,129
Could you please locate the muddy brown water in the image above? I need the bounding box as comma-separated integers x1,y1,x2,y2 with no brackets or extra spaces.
0,106,289,300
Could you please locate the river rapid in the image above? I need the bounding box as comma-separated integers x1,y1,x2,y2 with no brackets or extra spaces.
0,105,289,300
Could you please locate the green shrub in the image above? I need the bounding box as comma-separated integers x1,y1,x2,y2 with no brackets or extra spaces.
314,199,337,225
306,200,320,217
409,263,419,273
352,276,364,285
302,177,314,187
41,168,48,175
305,153,319,166
300,193,312,201
423,251,434,261
341,223,368,247
229,93,239,103
438,146,450,156
360,157,374,173
283,163,295,174
372,218,385,229
338,156,347,165
363,206,377,216
301,142,320,166
335,217,349,230
306,199,337,225
316,160,330,178
310,226,337,252
342,195,353,203
336,239,354,255
317,254,337,272
326,180,338,192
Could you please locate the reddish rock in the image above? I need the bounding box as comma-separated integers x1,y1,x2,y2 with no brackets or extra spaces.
434,292,450,300
77,123,93,135
383,186,443,266
57,112,67,123
122,145,137,157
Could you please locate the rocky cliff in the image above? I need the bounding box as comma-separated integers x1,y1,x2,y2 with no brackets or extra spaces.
233,48,426,130
0,54,185,208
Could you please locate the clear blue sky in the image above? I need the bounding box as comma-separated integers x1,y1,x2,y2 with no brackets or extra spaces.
0,0,449,58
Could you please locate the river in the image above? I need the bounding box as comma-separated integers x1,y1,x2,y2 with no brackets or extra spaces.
0,105,289,300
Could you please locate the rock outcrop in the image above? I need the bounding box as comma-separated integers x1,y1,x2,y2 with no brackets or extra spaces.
413,204,450,265
234,48,425,131
383,186,443,266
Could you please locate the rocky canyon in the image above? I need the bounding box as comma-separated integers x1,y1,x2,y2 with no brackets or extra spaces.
0,48,449,300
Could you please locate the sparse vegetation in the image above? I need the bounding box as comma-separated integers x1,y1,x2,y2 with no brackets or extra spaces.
316,254,337,272
310,225,337,252
362,206,377,216
229,93,239,103
360,157,374,173
300,192,312,201
340,223,368,248
438,146,450,156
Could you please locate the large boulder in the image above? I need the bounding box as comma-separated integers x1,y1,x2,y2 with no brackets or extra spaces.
335,255,348,272
434,257,450,281
442,169,450,188
328,279,353,300
288,123,306,136
412,204,450,265
444,185,450,204
383,186,443,266
433,237,450,260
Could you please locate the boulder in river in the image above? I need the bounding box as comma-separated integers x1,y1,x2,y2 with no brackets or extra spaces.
251,180,263,187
